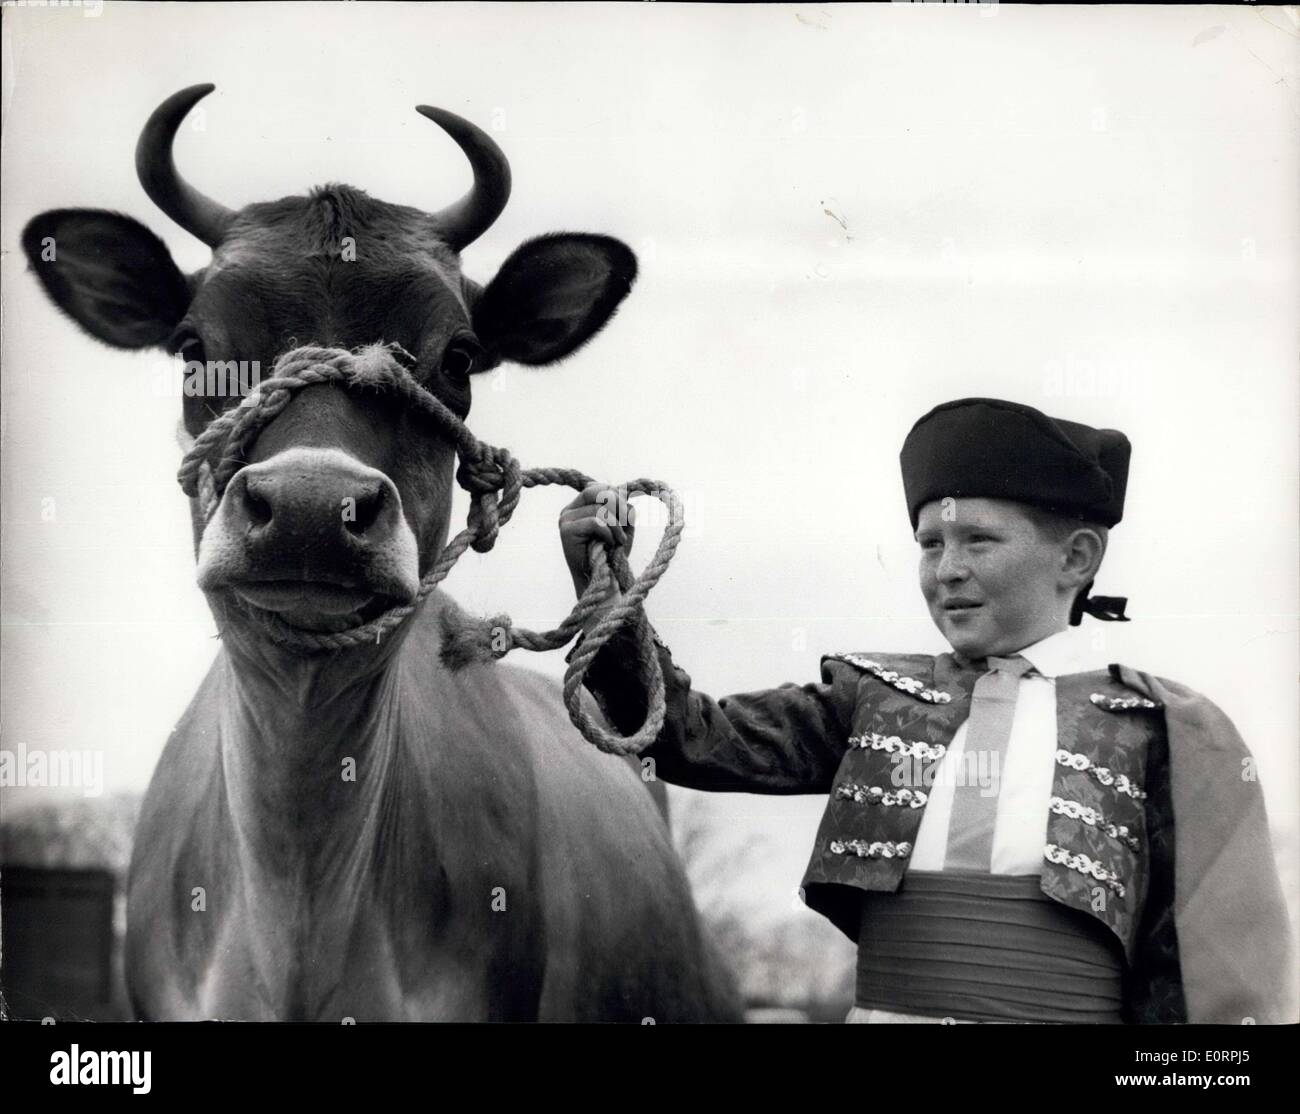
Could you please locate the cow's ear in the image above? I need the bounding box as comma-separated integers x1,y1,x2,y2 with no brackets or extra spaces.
22,209,191,349
472,233,636,367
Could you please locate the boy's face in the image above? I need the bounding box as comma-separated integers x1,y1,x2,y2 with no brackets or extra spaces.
916,497,1070,660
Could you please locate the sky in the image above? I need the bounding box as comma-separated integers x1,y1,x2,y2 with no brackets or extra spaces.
2,2,1297,940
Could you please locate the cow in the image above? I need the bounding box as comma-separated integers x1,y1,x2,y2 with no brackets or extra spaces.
21,85,741,1022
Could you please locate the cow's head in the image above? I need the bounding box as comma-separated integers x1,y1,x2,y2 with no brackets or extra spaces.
23,85,635,637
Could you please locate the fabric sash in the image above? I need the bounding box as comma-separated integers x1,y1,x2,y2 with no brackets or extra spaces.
855,870,1125,1023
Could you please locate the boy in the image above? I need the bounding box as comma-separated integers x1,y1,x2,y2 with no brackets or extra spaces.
558,397,1294,1023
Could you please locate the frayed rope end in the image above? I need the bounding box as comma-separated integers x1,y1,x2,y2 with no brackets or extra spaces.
438,609,514,672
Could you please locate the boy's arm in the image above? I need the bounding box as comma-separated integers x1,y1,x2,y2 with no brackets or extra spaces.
568,609,859,794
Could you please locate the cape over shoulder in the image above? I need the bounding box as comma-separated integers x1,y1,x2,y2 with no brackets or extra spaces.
1094,663,1295,1023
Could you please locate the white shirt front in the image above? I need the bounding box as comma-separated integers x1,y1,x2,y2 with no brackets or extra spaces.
907,625,1102,874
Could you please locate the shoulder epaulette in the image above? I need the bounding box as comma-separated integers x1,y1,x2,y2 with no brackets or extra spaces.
1091,663,1163,712
1089,691,1162,713
823,652,952,704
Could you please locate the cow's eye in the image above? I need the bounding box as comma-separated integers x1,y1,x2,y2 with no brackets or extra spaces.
441,341,479,383
169,329,205,362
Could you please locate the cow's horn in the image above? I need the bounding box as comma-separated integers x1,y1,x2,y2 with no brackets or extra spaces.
136,84,234,247
416,105,512,251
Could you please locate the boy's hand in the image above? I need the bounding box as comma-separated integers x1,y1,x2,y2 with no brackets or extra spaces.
559,482,636,597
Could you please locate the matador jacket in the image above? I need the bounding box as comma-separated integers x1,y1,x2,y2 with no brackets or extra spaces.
577,620,1296,1025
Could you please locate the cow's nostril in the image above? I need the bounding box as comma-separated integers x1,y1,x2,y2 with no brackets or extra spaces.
244,487,273,528
345,486,386,537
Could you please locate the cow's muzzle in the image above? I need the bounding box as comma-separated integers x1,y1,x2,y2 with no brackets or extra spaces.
196,448,420,633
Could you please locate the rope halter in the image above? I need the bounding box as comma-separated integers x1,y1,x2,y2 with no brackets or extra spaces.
178,343,680,756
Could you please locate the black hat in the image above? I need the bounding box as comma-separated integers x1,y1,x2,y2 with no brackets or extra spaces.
900,397,1131,530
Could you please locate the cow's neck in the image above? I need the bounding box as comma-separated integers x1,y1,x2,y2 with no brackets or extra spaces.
213,615,423,960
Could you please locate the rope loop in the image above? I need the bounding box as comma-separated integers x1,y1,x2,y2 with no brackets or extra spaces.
177,343,681,756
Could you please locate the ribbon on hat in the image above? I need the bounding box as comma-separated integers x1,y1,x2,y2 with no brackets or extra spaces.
1069,580,1129,625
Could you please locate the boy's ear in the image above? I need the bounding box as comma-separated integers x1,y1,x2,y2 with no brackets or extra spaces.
22,209,192,349
1062,526,1106,588
471,233,636,367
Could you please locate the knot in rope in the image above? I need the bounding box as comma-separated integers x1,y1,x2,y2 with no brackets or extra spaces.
176,343,680,756
456,443,522,554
